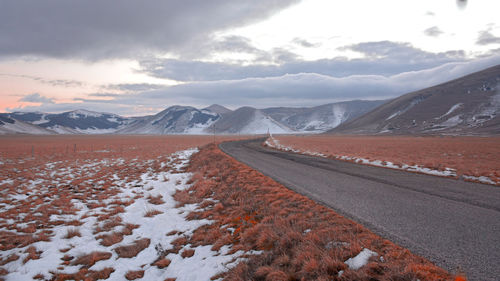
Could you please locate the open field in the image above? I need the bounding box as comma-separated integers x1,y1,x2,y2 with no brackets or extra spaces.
0,135,247,280
268,135,500,185
0,135,458,280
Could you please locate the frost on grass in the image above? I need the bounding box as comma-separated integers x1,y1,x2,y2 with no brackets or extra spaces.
0,137,254,281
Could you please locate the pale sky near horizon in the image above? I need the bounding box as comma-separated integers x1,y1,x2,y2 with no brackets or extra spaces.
0,0,499,116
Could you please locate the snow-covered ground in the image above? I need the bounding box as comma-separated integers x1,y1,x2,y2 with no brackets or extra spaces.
239,111,294,134
0,148,255,280
264,136,499,185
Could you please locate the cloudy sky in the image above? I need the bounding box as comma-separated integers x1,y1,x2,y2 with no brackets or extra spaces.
1,0,499,116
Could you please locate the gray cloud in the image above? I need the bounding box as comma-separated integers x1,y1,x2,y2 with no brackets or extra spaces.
291,38,319,48
10,55,500,114
0,0,299,60
19,93,54,104
103,83,168,93
135,55,500,108
141,41,466,81
477,30,500,45
88,93,121,98
424,26,444,37
0,73,85,88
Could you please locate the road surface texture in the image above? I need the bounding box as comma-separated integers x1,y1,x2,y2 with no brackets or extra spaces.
219,138,500,281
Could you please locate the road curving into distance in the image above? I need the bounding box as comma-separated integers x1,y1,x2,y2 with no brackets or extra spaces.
219,138,500,281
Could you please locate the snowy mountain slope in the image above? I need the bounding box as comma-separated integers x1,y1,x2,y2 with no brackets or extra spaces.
331,64,500,135
203,104,232,115
117,105,219,134
263,100,385,132
3,110,133,134
0,115,56,135
211,107,294,134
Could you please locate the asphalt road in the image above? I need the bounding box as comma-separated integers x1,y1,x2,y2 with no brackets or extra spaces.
219,138,500,281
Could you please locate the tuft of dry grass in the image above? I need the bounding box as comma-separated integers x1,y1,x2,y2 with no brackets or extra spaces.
72,251,112,267
180,249,195,258
114,238,151,258
125,270,144,280
153,258,171,269
144,209,163,217
23,246,42,264
64,228,81,239
147,194,165,205
0,254,19,266
51,267,115,280
98,232,124,246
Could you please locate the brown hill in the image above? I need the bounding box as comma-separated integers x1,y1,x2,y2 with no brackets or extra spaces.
329,64,500,135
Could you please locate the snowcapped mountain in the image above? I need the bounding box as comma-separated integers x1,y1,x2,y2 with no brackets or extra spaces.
0,115,56,135
212,107,294,134
117,105,219,134
331,64,500,135
262,100,385,132
2,110,132,134
203,104,232,115
0,101,385,135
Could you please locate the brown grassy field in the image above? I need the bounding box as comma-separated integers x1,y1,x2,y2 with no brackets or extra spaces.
178,143,458,280
0,135,461,280
271,135,500,185
0,135,244,280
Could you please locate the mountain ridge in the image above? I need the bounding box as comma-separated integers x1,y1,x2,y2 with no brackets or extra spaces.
329,64,500,135
0,100,382,135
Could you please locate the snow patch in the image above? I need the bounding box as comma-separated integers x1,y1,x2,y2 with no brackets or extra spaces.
1,147,260,280
439,103,463,119
68,109,104,119
239,111,294,134
345,248,378,270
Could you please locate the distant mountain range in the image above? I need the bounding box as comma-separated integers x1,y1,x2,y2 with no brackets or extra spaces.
331,64,500,135
0,100,382,135
2,64,499,136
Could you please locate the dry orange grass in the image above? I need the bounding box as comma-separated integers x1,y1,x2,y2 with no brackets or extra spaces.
51,267,115,281
125,270,144,280
178,143,456,280
114,238,150,258
274,135,500,184
144,209,163,217
152,258,171,269
72,251,112,267
64,228,81,239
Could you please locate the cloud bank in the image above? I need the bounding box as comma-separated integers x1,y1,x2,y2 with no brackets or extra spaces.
141,41,466,82
0,0,299,59
10,55,500,115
